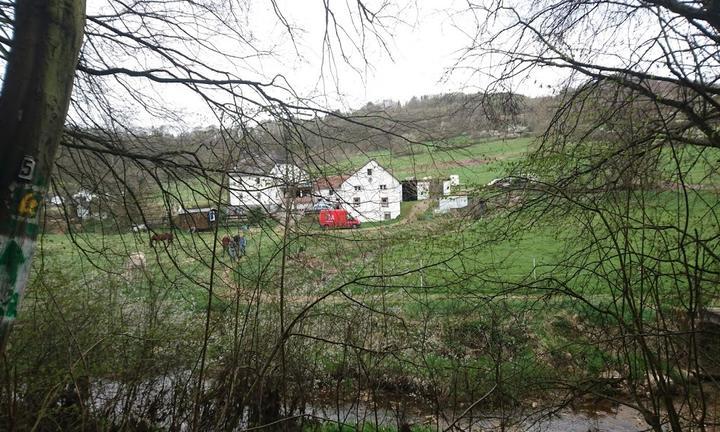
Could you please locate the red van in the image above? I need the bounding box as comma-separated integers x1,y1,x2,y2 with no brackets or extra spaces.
318,209,361,229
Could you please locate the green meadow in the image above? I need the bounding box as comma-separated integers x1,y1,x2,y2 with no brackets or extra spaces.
18,135,720,426
160,137,534,209
334,136,533,186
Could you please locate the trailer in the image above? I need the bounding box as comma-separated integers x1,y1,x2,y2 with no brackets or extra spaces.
174,207,219,232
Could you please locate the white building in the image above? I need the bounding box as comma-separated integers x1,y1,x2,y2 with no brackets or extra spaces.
417,180,430,200
48,195,64,206
269,163,309,186
435,195,469,214
314,160,402,222
228,162,310,212
442,179,452,196
72,190,97,219
228,165,277,210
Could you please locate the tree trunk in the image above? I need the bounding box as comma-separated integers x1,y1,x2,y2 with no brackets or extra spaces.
0,0,85,352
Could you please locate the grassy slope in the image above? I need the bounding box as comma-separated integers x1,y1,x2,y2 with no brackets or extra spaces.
338,136,533,185
149,136,533,210
28,135,720,412
36,135,719,312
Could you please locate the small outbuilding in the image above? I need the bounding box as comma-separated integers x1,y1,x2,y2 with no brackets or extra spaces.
401,179,418,201
435,196,469,214
174,207,219,232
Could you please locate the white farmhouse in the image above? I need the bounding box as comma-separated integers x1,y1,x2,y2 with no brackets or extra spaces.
269,163,309,186
228,164,277,210
314,160,402,222
271,163,313,211
228,162,310,213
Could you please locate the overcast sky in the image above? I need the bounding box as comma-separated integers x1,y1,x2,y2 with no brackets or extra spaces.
80,0,560,127
266,1,471,107
242,1,558,108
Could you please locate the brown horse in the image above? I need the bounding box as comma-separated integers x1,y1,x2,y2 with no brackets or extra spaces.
221,235,232,255
150,232,174,247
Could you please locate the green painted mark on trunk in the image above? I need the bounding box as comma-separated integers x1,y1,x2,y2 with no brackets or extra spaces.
24,223,38,238
0,241,25,286
3,293,19,319
0,241,25,319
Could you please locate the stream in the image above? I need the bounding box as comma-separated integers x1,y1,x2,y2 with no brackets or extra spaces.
91,377,647,431
303,401,645,432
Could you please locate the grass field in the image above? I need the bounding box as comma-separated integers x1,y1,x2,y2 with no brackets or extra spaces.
333,136,533,186
17,134,720,429
35,131,720,317
39,186,717,318
160,137,535,209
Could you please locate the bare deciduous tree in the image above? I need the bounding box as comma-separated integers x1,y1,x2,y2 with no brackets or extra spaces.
455,1,720,430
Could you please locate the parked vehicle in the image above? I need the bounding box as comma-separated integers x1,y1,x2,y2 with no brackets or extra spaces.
318,209,360,229
311,199,334,212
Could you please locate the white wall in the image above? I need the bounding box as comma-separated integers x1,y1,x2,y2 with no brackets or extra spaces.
316,187,339,203
417,181,430,200
228,174,281,209
442,180,452,196
338,160,402,222
435,195,468,214
270,164,309,185
229,164,309,211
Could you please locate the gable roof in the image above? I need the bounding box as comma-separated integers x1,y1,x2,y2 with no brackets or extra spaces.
313,159,400,190
315,175,350,190
349,159,399,182
229,156,273,176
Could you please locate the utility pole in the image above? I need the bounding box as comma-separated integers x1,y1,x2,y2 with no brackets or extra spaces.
0,0,85,352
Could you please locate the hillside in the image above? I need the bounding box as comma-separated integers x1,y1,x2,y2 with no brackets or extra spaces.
51,92,546,222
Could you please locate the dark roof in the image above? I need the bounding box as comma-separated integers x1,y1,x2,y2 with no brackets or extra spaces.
229,155,274,176
314,175,350,190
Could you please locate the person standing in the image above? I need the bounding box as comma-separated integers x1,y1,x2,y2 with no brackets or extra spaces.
227,239,237,260
237,233,246,257
232,232,245,259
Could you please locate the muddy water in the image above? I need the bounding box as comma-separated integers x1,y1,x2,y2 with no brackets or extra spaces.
304,403,645,431
520,406,644,431
93,377,646,431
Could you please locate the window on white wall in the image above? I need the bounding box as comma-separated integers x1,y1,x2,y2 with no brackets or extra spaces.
381,197,389,207
353,197,360,206
380,184,387,190
367,168,373,176
384,212,391,220
354,185,361,191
